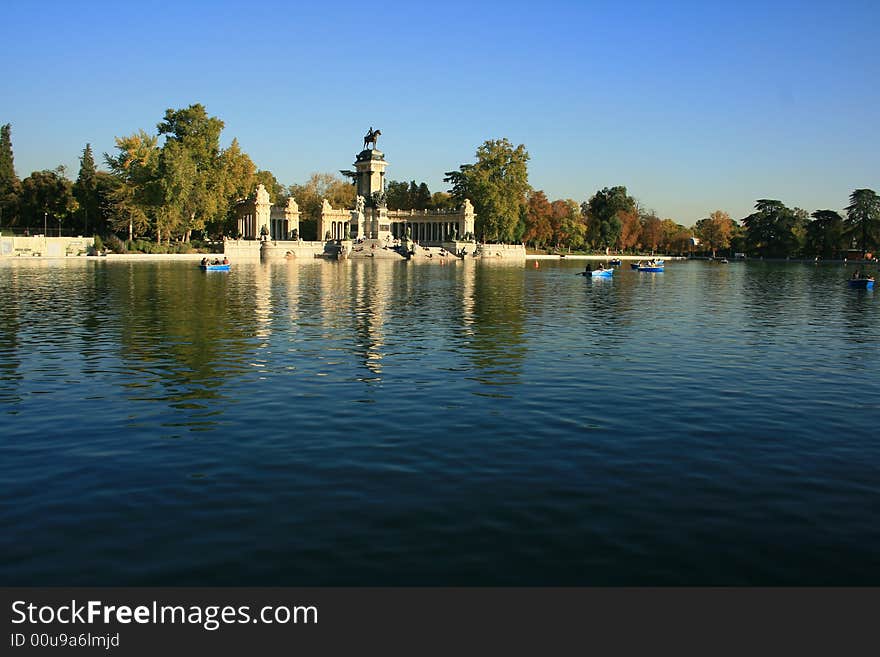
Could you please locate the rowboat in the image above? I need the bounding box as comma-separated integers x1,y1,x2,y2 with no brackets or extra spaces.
199,264,230,271
581,267,613,277
848,277,874,289
638,264,664,272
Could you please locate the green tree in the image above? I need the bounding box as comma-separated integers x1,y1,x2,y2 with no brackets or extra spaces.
550,198,585,250
742,199,798,257
386,180,411,209
0,123,20,227
445,138,530,242
73,144,99,235
105,130,160,241
806,210,845,258
93,171,120,236
156,104,226,242
414,182,432,210
845,188,880,256
582,186,634,251
19,167,78,235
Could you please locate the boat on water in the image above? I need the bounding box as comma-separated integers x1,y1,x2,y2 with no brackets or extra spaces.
609,258,622,266
630,262,641,270
199,258,230,271
636,258,664,272
581,266,613,277
848,276,874,289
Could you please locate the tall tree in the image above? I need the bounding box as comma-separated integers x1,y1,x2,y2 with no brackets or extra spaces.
73,144,99,235
694,210,735,257
0,123,20,226
550,198,585,249
445,138,530,242
582,186,634,251
524,190,553,248
845,188,880,256
617,209,641,251
414,182,432,210
156,104,226,241
742,199,798,257
806,210,845,259
386,180,411,209
640,212,662,252
105,130,160,240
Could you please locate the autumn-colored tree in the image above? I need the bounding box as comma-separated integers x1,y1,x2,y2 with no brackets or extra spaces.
694,210,735,256
658,218,691,254
289,172,356,221
523,191,553,248
640,213,662,252
617,209,641,251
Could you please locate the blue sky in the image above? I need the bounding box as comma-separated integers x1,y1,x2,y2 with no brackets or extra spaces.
2,0,878,225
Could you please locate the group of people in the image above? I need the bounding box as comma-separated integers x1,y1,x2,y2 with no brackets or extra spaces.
851,269,872,280
200,257,229,266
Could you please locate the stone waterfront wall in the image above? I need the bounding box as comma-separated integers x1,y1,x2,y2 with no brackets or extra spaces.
474,243,527,260
223,239,263,260
0,235,95,258
261,240,327,261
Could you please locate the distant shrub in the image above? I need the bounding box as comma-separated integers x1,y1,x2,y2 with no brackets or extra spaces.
92,235,104,254
105,234,126,253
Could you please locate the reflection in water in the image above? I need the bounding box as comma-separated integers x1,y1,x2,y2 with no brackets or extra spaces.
464,263,527,394
0,265,22,407
1,258,879,586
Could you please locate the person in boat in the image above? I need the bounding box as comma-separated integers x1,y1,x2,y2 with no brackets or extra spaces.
212,258,221,265
200,257,207,266
585,264,592,273
222,256,229,265
852,270,860,280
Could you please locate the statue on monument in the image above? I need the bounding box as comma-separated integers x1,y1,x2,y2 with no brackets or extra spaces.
363,127,381,150
356,195,365,215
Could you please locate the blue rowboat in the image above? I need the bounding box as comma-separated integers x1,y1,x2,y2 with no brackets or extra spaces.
199,264,230,271
638,265,664,272
581,267,613,277
847,277,874,289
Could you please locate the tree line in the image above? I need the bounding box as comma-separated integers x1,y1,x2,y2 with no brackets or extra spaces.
0,108,877,256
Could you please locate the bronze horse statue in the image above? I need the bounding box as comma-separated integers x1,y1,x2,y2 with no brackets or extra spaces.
363,127,381,150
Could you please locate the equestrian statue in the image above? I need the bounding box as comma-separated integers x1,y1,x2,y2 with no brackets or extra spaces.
363,127,381,150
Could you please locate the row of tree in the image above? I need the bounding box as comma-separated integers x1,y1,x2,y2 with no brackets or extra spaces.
1,109,877,255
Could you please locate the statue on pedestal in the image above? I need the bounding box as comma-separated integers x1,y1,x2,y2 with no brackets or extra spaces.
363,127,381,150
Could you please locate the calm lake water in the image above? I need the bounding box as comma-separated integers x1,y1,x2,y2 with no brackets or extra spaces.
1,257,878,585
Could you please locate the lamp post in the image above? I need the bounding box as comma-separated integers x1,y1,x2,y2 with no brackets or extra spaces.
44,211,47,237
